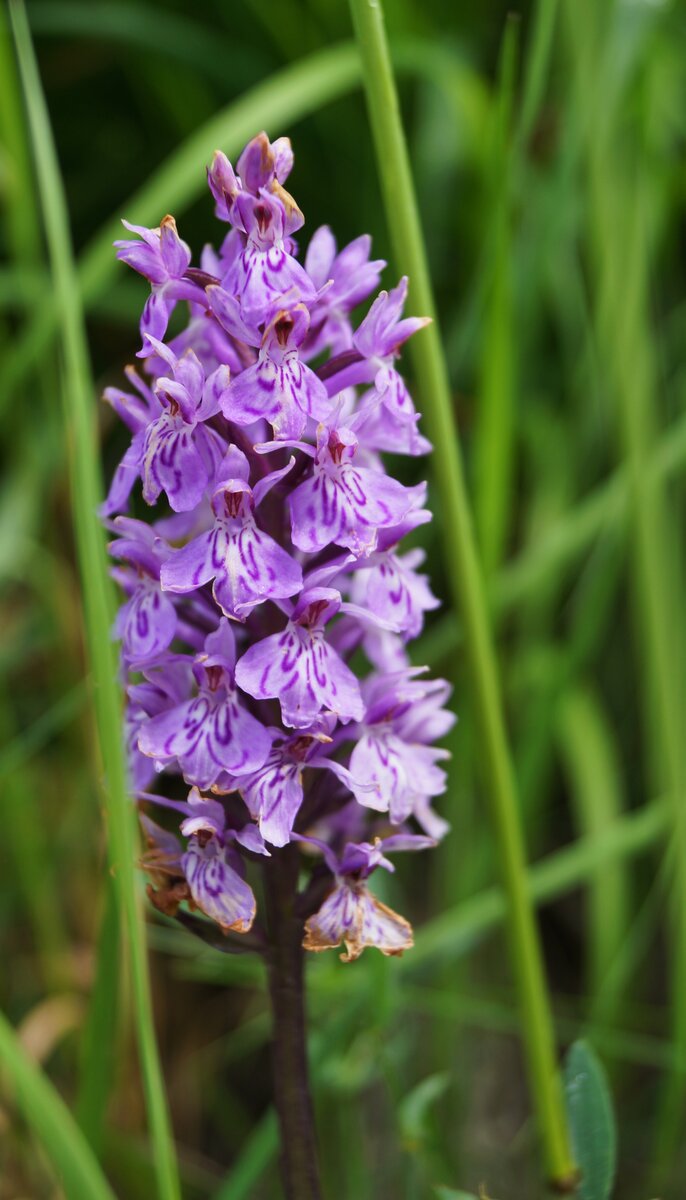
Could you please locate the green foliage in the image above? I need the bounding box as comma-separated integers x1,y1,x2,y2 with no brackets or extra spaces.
565,1040,617,1200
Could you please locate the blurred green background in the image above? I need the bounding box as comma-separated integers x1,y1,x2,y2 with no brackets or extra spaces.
2,0,686,1196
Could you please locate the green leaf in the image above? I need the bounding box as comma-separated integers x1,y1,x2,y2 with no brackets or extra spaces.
564,1040,617,1200
0,1010,116,1200
399,1071,450,1147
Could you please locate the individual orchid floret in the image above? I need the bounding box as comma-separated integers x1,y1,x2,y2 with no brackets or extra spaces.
108,517,176,663
140,812,256,934
160,446,302,620
138,621,272,788
304,226,386,357
235,588,364,730
302,834,434,962
115,215,206,344
209,295,332,439
288,423,417,555
219,188,314,328
347,672,454,829
101,367,162,517
352,276,432,454
139,336,228,512
233,723,360,848
350,499,439,640
208,133,297,228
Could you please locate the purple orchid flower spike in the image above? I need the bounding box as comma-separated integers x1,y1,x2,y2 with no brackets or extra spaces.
208,295,332,439
235,587,364,730
160,445,302,620
107,133,455,1001
115,215,206,344
109,517,177,663
302,833,434,962
304,226,386,357
288,423,417,555
138,336,228,512
138,620,272,788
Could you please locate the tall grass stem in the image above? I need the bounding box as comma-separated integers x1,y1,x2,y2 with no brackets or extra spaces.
9,5,181,1197
347,0,575,1185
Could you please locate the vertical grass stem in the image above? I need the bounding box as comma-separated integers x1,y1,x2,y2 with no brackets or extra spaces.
9,4,181,1197
347,0,575,1185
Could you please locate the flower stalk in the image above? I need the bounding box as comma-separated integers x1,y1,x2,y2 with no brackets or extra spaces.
347,0,575,1186
265,848,322,1200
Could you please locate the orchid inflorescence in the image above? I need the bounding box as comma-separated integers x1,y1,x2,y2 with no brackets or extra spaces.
103,131,455,962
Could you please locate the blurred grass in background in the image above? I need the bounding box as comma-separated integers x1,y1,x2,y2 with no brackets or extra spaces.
1,0,685,1196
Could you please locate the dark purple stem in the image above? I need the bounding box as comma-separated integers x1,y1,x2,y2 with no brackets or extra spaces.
264,845,323,1200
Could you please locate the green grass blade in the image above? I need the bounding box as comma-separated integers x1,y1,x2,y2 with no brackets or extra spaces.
474,16,517,576
9,5,180,1198
212,1109,278,1200
75,875,121,1154
0,1008,117,1200
557,685,629,1016
347,0,574,1184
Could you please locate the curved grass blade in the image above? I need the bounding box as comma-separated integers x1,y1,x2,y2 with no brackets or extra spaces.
9,5,180,1197
557,686,629,1021
0,1008,116,1200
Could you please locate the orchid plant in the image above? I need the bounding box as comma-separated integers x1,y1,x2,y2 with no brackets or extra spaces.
103,131,454,1199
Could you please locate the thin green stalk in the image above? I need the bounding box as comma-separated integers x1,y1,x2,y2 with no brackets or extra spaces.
9,5,180,1199
557,686,628,1019
474,17,517,576
347,0,574,1186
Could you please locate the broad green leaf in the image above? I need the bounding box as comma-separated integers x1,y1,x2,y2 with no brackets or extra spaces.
564,1040,617,1200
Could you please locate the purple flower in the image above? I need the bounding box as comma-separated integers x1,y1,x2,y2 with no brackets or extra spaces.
302,834,434,961
140,810,257,933
347,672,454,829
235,588,364,729
109,517,177,663
289,424,416,555
304,226,385,356
101,367,162,517
209,295,332,438
115,215,206,344
236,726,358,848
160,446,302,620
138,621,272,788
105,132,454,958
350,545,439,640
352,277,432,455
139,337,228,512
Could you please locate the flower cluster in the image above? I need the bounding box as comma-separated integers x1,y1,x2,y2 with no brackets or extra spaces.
104,132,455,961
